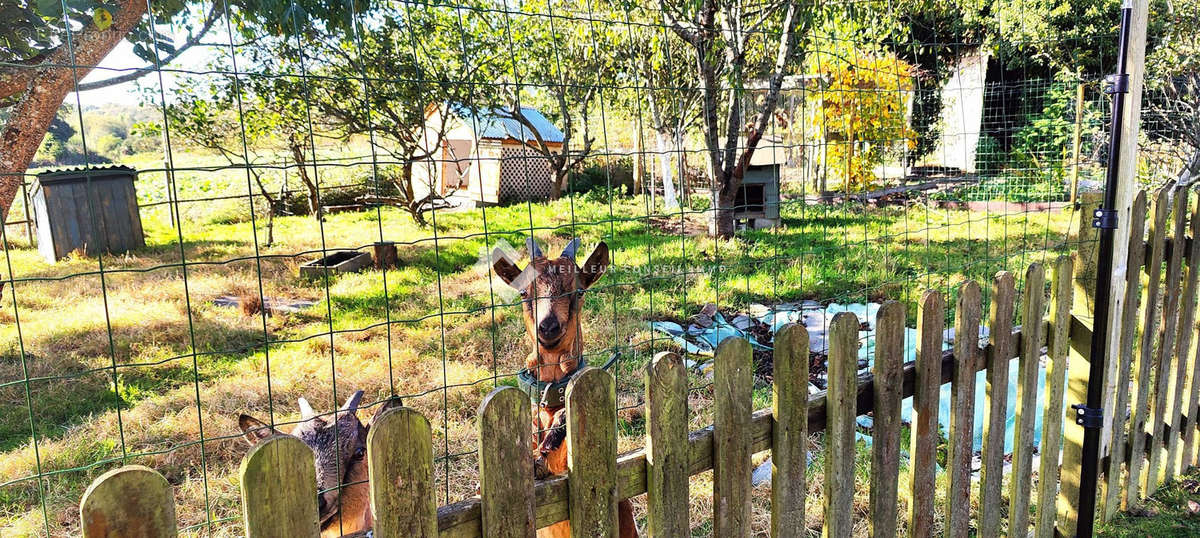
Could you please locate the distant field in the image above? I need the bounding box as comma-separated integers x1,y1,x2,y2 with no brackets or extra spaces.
0,157,1076,534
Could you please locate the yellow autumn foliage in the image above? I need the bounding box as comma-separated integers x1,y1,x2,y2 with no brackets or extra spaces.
808,48,917,192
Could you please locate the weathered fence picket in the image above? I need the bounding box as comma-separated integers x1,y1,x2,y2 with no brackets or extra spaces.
770,325,808,538
1038,255,1073,538
980,271,1015,534
1101,191,1148,521
76,198,1200,538
478,387,535,537
1170,190,1200,480
80,465,177,538
908,290,944,538
713,337,753,537
1154,188,1190,489
240,435,320,537
566,367,620,536
869,301,904,537
947,281,981,538
1127,186,1171,508
824,312,859,538
1009,263,1046,534
370,407,438,537
645,352,689,537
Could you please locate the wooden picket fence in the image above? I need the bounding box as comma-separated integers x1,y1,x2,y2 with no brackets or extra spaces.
77,186,1200,537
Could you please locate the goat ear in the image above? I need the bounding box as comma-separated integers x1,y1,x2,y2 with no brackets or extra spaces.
368,396,404,428
525,237,544,259
559,238,581,260
238,414,281,446
579,242,609,289
492,249,524,287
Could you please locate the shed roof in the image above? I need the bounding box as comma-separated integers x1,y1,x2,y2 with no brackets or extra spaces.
35,165,137,185
449,105,565,144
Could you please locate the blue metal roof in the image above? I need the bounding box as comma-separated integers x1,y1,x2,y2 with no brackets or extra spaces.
454,105,565,144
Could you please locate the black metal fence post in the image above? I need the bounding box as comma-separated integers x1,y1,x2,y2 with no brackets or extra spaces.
1075,1,1134,535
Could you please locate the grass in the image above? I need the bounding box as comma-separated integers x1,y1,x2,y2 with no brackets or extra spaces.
0,168,1079,535
1100,470,1200,537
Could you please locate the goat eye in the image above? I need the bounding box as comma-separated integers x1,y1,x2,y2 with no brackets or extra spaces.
519,289,528,298
354,446,366,459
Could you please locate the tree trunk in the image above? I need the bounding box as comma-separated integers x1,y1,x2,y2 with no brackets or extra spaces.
655,130,679,209
710,180,737,237
289,137,320,218
551,168,565,199
0,0,148,222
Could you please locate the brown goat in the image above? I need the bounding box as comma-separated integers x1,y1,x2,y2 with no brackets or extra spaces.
494,238,638,538
239,391,401,537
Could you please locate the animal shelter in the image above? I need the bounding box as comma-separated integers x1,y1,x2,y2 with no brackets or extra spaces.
414,104,565,205
30,165,144,262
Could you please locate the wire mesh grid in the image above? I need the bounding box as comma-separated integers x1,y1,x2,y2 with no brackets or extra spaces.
0,0,1190,535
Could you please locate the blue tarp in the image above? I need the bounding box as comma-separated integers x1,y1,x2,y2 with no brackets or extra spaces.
651,303,1062,453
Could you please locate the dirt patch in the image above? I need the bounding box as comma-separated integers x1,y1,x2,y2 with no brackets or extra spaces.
647,213,707,237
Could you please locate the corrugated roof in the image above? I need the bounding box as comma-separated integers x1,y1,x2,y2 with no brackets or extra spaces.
452,105,565,144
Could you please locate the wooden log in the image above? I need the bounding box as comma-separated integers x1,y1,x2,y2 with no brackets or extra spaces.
80,465,178,538
825,312,860,538
908,290,944,538
947,280,981,538
869,302,904,538
980,271,1016,534
645,352,689,537
1101,190,1149,521
1009,264,1046,534
240,435,321,538
374,241,399,270
771,325,809,538
566,367,619,537
1148,187,1187,493
1126,186,1171,508
370,407,438,537
1038,256,1074,538
477,387,535,537
713,337,753,538
1169,190,1199,479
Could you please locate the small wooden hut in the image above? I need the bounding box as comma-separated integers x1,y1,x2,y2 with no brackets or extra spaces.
414,104,565,206
31,165,144,262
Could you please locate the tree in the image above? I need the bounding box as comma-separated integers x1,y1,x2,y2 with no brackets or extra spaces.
0,0,365,222
659,0,814,237
1144,0,1200,186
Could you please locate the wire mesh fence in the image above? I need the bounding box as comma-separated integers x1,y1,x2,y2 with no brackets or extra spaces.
0,0,1193,535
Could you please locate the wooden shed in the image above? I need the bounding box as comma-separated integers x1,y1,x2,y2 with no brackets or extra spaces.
31,165,144,262
414,104,565,206
734,139,784,229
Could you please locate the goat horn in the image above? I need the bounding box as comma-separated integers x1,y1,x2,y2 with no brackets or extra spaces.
560,238,581,260
526,237,544,259
297,397,316,420
340,390,365,414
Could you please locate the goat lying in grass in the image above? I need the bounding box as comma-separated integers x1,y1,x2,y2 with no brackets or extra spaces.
239,391,400,537
493,238,638,538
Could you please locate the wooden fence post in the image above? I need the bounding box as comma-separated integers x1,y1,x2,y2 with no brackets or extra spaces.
713,337,752,537
1126,186,1171,509
567,367,619,537
1181,190,1200,470
1010,263,1046,534
369,406,437,537
1148,188,1187,493
909,290,945,538
947,280,981,538
1038,255,1073,538
478,386,536,538
825,312,859,538
870,301,904,537
771,325,808,538
1101,190,1148,520
81,465,178,538
240,435,321,538
646,352,689,537
980,271,1016,533
1169,190,1199,480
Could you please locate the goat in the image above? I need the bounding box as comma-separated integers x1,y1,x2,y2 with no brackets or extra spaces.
494,238,638,538
239,391,401,537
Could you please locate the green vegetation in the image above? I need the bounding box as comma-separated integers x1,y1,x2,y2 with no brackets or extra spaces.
1100,470,1200,537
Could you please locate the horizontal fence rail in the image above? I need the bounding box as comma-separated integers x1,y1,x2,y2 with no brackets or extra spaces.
76,186,1200,538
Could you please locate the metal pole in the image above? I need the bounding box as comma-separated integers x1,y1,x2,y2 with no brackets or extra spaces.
1074,2,1133,535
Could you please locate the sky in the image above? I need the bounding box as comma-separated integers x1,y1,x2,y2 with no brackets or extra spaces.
67,27,221,107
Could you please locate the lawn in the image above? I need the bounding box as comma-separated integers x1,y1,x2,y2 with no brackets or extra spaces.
0,181,1077,535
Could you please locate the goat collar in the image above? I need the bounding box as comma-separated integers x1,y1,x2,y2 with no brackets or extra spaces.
516,352,620,409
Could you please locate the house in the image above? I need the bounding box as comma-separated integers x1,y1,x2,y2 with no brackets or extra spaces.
414,104,565,206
